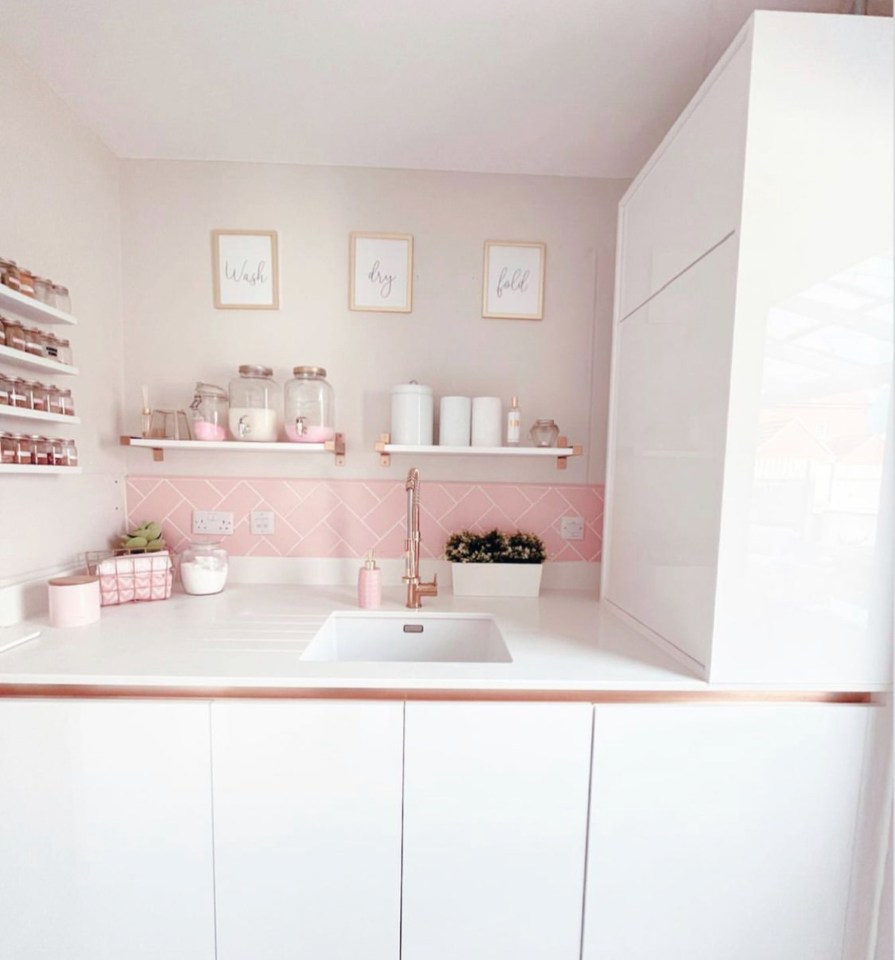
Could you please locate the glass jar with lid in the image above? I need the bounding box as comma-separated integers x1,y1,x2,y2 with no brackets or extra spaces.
51,283,71,314
18,268,35,298
9,379,27,409
284,366,335,443
228,365,279,442
0,259,20,292
0,375,9,406
189,382,229,441
179,540,229,596
58,338,73,366
0,433,31,464
33,277,53,304
529,418,560,447
62,438,78,467
23,327,42,356
3,317,25,352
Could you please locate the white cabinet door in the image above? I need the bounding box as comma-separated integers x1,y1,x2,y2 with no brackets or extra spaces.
211,700,403,960
0,698,215,960
583,703,870,960
603,234,738,672
617,34,749,319
402,702,593,960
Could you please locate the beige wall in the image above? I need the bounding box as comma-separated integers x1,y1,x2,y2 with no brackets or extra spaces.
0,45,125,586
120,161,626,484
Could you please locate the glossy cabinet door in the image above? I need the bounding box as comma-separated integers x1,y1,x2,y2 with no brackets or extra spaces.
211,700,404,960
583,703,871,960
616,32,749,320
402,702,593,960
603,234,738,673
0,699,216,960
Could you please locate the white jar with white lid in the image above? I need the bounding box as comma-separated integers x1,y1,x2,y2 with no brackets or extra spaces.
391,381,433,445
228,365,279,441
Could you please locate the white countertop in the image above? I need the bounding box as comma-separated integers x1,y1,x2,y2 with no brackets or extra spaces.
0,585,878,694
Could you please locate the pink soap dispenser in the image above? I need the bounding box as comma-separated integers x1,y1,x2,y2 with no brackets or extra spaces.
357,550,382,609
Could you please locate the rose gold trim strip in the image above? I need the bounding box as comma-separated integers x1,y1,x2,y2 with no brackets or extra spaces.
0,684,872,704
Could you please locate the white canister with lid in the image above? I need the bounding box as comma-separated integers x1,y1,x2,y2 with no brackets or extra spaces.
391,382,434,445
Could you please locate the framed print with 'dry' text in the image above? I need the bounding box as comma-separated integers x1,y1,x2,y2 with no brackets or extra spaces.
349,232,413,313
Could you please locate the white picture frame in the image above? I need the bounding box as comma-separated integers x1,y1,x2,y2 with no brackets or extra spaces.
349,232,413,313
482,241,546,320
212,230,279,310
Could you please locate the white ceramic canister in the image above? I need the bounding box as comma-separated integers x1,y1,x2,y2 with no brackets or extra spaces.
391,382,434,445
439,396,472,446
471,396,503,447
48,575,101,628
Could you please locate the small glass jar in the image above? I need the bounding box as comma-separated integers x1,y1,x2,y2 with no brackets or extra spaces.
284,366,335,443
0,319,6,349
18,268,35,298
23,327,43,356
29,435,50,465
58,388,75,416
58,338,73,366
45,384,62,415
33,277,53,304
3,317,26,352
228,365,279,442
529,418,560,447
189,382,229,441
62,438,79,467
52,284,71,313
49,437,65,465
0,259,21,292
25,381,47,412
179,540,229,596
0,376,9,406
0,433,16,464
9,379,28,409
42,332,61,360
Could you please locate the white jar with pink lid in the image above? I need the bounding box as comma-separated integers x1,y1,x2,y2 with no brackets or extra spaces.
284,366,335,443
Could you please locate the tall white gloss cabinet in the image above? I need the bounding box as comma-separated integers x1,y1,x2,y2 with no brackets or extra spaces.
602,11,894,687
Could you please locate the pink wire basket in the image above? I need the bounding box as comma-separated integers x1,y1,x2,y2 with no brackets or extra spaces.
84,550,174,606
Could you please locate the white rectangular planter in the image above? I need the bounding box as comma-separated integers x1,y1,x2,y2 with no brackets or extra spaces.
450,563,543,598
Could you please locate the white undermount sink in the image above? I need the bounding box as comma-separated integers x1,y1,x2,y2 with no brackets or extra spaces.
301,612,512,663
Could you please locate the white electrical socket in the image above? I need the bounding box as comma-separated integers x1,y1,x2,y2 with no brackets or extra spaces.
560,516,585,541
250,510,275,535
192,510,234,536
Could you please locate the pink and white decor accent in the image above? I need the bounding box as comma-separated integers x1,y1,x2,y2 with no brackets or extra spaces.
126,477,604,562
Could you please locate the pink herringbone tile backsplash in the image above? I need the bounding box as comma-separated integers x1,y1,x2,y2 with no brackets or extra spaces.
126,477,604,562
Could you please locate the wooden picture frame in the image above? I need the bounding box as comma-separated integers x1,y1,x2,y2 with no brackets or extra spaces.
349,232,413,313
212,230,279,310
482,241,546,320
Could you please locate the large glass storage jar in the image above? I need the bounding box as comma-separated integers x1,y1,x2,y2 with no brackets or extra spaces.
284,366,335,443
179,540,229,596
189,382,229,441
228,365,279,442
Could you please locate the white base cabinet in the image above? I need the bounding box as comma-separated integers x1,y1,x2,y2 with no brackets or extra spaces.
583,703,873,960
402,702,593,960
210,700,404,960
0,699,216,960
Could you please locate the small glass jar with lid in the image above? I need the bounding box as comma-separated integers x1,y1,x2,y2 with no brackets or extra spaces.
284,366,335,443
33,277,53,304
0,259,21,292
179,540,229,596
62,438,79,467
529,418,560,448
9,379,28,409
58,388,75,416
0,433,16,464
3,317,25,352
49,437,65,465
45,385,63,415
5,434,32,464
23,328,42,356
0,319,5,349
25,381,47,412
0,375,10,406
18,268,35,299
228,365,279,442
42,332,61,360
29,435,50,465
51,283,71,314
58,338,73,366
189,382,229,441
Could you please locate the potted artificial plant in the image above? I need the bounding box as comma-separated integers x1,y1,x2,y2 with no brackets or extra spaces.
444,528,546,598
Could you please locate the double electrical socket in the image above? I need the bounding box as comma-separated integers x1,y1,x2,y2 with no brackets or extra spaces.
192,511,234,536
560,516,585,541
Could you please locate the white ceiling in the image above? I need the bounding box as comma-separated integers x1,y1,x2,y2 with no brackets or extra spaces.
0,0,881,178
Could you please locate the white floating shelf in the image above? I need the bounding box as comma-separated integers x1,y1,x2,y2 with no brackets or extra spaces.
0,464,82,475
375,434,583,470
0,345,78,376
0,407,80,426
0,284,77,326
121,434,346,465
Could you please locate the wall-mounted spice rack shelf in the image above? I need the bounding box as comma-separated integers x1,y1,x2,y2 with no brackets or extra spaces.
0,464,82,475
0,408,80,426
120,434,347,465
0,285,77,326
0,345,78,377
375,433,583,470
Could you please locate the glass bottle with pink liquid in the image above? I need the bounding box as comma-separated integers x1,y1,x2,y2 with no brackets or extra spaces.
284,366,335,443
